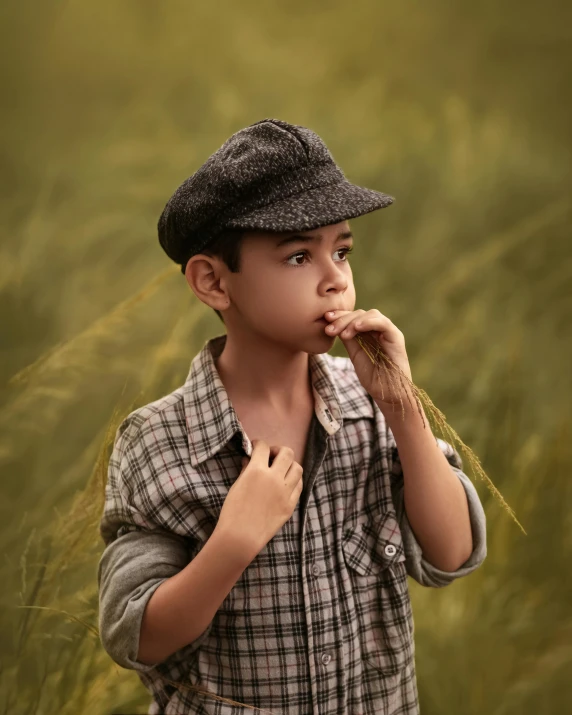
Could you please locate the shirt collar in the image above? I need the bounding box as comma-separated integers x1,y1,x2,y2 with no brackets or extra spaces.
183,333,373,467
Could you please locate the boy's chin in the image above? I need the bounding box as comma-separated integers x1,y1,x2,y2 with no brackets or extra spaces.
304,330,336,351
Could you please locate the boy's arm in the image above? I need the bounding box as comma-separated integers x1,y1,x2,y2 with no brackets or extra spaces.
98,416,259,670
98,523,255,669
388,429,488,588
97,528,192,671
137,524,255,665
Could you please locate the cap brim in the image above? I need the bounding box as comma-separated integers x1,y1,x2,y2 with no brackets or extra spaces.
224,180,394,233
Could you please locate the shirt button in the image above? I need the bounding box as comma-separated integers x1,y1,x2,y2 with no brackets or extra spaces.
312,564,320,576
384,544,397,557
321,653,331,665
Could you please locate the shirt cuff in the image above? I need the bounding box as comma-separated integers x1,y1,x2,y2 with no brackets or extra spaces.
390,438,488,588
97,529,212,671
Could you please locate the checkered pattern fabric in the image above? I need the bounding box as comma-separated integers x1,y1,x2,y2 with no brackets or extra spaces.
98,333,487,714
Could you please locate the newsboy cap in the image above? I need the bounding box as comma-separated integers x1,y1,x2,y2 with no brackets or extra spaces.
157,118,395,273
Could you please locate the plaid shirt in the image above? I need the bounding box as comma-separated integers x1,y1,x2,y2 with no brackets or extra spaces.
98,333,487,714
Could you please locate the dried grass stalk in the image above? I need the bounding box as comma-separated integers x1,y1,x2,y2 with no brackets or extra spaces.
354,332,527,536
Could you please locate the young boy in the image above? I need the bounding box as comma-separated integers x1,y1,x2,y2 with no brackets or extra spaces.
98,118,487,715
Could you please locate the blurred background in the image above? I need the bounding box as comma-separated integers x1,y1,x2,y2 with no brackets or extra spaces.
1,0,571,712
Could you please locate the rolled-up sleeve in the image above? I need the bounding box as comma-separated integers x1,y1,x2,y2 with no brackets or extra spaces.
97,529,193,671
97,419,211,672
388,431,488,588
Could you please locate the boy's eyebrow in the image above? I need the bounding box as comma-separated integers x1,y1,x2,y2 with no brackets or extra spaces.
275,230,354,248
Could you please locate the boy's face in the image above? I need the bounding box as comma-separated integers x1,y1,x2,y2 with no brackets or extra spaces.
220,219,356,350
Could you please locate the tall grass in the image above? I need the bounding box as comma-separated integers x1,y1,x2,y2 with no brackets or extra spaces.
1,1,571,713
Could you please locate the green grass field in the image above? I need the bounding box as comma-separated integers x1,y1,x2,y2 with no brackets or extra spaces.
1,1,571,712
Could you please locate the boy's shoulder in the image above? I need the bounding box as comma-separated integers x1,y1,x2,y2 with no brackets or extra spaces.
115,387,187,449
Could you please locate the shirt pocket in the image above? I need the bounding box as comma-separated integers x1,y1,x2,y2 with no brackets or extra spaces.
341,508,414,676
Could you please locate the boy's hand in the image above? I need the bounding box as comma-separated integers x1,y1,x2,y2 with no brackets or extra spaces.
322,309,415,415
216,440,304,559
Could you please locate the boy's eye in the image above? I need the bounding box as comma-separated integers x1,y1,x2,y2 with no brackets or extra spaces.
285,246,353,267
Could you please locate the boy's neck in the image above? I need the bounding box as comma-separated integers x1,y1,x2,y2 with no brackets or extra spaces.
214,333,314,416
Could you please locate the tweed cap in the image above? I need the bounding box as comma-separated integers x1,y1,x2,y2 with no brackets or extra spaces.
157,118,395,273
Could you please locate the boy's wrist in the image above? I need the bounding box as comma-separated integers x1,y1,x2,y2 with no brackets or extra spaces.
211,523,262,568
377,398,429,435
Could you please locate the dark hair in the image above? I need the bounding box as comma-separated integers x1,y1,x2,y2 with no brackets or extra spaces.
181,229,245,324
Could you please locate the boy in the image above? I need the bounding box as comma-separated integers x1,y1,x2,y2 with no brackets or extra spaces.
98,118,487,714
